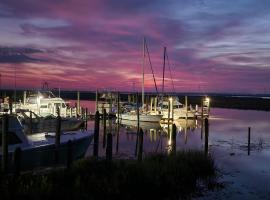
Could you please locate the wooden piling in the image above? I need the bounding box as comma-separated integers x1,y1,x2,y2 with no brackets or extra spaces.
154,96,157,113
135,93,140,156
95,90,98,112
117,92,120,123
137,128,144,161
116,122,120,154
67,140,72,169
93,111,100,157
201,98,204,140
23,91,26,105
106,133,113,161
13,147,21,177
185,96,188,119
248,127,251,155
204,118,209,156
9,101,12,114
172,124,177,154
116,92,120,153
55,107,61,163
102,109,107,148
29,111,33,134
85,108,88,130
2,114,8,173
77,91,80,116
167,99,171,122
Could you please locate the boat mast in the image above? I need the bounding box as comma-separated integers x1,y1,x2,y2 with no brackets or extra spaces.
162,47,166,104
142,37,145,107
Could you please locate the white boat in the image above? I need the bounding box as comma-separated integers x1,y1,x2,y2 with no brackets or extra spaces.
18,111,85,134
12,91,73,117
159,97,196,119
118,38,162,123
120,111,163,122
0,114,93,171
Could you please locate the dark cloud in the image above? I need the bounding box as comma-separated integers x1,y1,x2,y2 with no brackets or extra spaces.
0,47,45,63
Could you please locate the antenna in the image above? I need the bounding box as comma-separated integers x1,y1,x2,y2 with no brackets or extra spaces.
14,65,17,102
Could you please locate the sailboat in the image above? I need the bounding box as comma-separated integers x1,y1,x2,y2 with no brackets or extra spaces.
120,38,163,123
158,47,195,119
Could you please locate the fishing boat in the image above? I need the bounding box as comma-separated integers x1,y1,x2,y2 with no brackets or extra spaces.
0,114,93,171
118,38,163,123
17,110,84,133
159,96,196,119
12,90,75,117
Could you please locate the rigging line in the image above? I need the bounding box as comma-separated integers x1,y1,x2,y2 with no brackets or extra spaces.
165,51,176,93
144,40,159,94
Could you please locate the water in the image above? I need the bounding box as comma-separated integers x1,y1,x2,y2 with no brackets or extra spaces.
72,100,270,199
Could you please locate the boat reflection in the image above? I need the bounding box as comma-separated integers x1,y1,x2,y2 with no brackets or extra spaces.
161,118,198,133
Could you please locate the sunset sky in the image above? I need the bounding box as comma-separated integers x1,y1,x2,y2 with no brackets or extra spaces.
0,0,270,93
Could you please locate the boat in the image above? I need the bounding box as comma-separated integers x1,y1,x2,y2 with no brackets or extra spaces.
120,111,162,122
159,96,196,119
17,110,85,134
11,90,75,117
118,37,163,123
0,114,93,171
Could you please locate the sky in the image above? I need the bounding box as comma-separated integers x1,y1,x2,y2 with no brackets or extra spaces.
0,0,270,93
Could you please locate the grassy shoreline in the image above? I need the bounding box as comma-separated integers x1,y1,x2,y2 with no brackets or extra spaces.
0,151,219,200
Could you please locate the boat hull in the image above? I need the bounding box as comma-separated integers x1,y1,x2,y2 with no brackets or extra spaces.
0,133,93,171
120,113,162,122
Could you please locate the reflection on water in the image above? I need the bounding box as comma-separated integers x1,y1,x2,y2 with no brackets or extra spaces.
80,100,270,199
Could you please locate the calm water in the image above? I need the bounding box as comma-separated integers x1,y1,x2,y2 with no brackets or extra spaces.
70,100,270,199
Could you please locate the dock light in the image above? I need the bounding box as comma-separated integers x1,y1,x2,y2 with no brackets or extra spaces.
205,97,210,103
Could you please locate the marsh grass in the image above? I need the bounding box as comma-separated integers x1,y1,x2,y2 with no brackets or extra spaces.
0,151,218,200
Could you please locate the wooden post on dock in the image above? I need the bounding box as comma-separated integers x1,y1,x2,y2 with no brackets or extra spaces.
116,122,120,154
201,98,204,118
137,128,144,161
204,118,209,156
167,99,171,122
172,124,177,154
29,111,32,134
117,92,120,123
9,101,12,114
67,140,72,169
13,147,21,177
93,111,100,157
23,91,26,105
116,92,120,153
85,108,88,130
150,97,153,112
55,107,61,163
248,127,251,155
95,90,98,112
106,133,113,161
77,91,80,116
154,96,157,113
135,93,140,156
102,109,107,148
185,96,188,120
201,98,204,140
2,114,8,173
171,97,174,120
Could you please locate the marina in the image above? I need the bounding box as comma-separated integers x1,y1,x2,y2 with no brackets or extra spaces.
1,0,270,199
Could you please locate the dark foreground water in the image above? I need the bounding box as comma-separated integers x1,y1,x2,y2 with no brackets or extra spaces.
70,100,270,200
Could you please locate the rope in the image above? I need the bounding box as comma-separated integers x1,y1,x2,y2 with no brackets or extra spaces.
144,41,159,94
